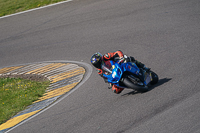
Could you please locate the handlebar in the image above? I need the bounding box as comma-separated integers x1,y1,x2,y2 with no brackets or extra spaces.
101,58,126,75
118,58,125,64
101,65,112,74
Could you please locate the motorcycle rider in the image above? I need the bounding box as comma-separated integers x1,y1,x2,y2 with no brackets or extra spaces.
90,50,150,94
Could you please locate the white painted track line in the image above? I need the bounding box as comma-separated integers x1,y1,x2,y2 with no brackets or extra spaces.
0,0,73,20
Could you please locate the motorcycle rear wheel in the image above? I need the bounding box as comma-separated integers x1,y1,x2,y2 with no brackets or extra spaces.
150,71,159,85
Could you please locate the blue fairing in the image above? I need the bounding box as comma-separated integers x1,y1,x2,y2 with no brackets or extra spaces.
103,60,141,87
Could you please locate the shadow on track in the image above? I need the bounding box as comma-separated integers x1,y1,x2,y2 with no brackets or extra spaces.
122,78,172,96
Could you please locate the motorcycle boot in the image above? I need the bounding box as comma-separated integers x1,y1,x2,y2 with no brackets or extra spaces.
112,85,124,94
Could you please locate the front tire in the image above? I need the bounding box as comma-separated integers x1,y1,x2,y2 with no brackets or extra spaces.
123,77,148,93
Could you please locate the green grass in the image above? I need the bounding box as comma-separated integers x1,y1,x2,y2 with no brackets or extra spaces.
0,78,50,125
0,0,66,17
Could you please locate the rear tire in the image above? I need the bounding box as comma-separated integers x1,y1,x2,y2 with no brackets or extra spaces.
123,77,148,93
150,71,159,85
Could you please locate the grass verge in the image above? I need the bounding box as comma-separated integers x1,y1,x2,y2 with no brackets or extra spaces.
0,77,50,125
0,0,66,17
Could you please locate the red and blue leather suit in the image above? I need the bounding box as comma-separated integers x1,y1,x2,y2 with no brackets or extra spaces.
97,50,125,94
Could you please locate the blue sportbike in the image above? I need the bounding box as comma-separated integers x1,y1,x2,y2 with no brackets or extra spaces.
102,59,159,92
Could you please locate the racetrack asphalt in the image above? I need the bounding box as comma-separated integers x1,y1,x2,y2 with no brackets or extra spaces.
0,0,200,132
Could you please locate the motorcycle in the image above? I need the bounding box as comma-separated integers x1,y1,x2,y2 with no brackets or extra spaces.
102,58,159,92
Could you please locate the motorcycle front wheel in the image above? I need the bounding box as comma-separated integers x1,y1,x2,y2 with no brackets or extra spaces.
123,77,149,93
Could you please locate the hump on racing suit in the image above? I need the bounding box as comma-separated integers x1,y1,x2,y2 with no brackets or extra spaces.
103,50,124,60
